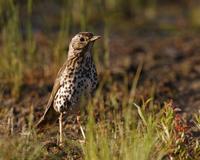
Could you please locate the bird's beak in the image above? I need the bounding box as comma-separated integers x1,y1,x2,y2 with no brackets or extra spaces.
90,35,101,42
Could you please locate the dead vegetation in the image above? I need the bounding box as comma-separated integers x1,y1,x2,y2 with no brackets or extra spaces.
0,0,200,159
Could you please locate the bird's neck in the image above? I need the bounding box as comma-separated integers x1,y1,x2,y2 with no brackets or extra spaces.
67,46,81,60
67,48,93,70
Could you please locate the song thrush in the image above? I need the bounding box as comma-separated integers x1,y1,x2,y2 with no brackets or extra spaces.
36,32,100,145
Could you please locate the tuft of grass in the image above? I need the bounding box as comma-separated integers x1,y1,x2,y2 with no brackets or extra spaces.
53,0,72,72
0,135,45,160
83,87,200,160
84,97,200,160
26,0,36,65
102,1,110,69
0,68,199,160
79,0,87,31
0,0,23,98
84,97,157,160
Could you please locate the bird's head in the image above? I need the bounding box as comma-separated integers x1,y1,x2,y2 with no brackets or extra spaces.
68,32,101,57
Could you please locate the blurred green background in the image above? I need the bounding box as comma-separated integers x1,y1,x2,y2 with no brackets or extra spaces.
0,0,200,97
0,1,200,159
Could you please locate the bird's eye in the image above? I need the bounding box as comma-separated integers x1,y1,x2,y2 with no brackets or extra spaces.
80,37,85,42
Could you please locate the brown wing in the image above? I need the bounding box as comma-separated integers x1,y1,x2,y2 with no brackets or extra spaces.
35,61,68,128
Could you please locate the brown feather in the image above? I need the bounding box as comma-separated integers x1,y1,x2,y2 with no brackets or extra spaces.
35,33,94,128
35,61,68,128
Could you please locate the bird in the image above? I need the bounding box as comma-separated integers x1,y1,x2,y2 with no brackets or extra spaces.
36,32,101,145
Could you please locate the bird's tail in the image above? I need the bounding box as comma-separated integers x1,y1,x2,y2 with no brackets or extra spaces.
35,104,59,129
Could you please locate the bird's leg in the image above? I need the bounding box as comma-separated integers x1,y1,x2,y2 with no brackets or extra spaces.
76,115,86,140
59,113,63,146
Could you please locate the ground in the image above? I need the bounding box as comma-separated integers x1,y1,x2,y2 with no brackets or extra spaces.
0,1,200,160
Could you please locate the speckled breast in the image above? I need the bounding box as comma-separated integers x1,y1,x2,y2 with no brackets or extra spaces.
53,55,98,113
